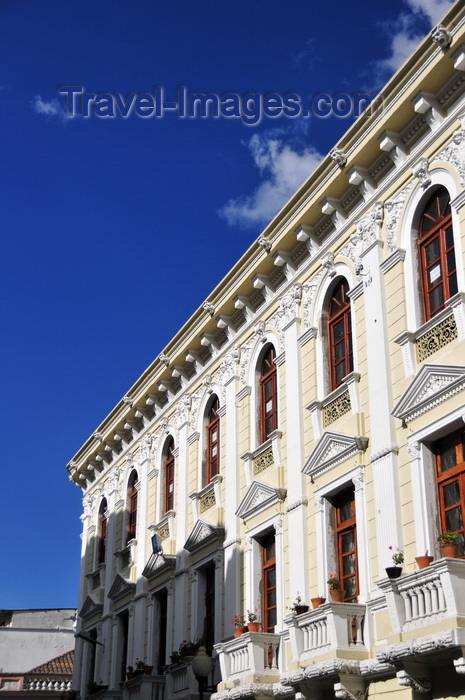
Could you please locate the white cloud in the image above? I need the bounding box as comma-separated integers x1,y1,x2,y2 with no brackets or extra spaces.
219,133,322,228
32,95,67,122
375,0,454,77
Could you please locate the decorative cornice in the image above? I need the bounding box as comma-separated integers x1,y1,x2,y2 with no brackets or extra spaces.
392,364,465,423
303,431,369,480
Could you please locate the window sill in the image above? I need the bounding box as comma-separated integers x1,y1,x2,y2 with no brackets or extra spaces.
307,372,361,439
189,474,223,519
241,430,283,485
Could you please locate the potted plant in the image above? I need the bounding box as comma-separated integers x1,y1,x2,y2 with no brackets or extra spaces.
230,613,247,637
310,595,326,609
415,550,434,569
135,658,153,675
438,530,459,557
290,595,309,615
327,573,344,602
126,665,135,680
385,546,403,578
247,609,260,632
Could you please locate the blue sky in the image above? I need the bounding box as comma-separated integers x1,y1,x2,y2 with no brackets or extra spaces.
1,0,454,609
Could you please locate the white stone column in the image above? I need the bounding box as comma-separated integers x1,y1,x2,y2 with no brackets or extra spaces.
352,469,369,601
190,569,200,636
146,593,155,666
127,602,135,665
172,400,190,649
279,289,309,602
223,367,242,633
360,237,402,575
109,615,119,688
73,496,92,693
166,582,175,659
273,515,285,631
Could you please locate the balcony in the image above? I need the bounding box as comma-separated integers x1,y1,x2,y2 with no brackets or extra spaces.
214,632,280,690
121,673,164,700
377,557,465,643
286,602,367,666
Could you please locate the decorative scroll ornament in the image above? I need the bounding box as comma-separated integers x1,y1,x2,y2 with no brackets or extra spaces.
413,158,431,189
239,343,252,387
137,435,152,464
255,320,267,343
202,301,215,316
83,493,96,517
431,24,452,49
330,147,347,168
189,392,201,430
433,116,465,187
258,234,272,253
218,346,240,386
322,251,337,278
173,394,191,429
302,270,323,329
385,182,413,253
277,283,301,326
416,316,457,362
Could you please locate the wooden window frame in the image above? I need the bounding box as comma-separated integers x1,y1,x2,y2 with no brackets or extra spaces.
127,475,138,543
328,280,353,391
418,189,456,321
259,346,277,443
206,397,220,482
262,532,277,633
335,488,358,602
164,438,175,514
435,428,465,558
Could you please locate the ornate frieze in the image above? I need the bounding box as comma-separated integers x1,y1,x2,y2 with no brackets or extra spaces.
416,315,457,362
302,271,323,329
200,490,216,513
413,158,431,189
253,446,274,475
173,394,191,429
217,346,240,386
323,390,351,427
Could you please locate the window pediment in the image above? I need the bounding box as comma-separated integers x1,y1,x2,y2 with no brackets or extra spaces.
303,431,368,479
235,480,286,522
142,552,176,580
108,573,136,602
80,595,103,621
392,363,465,423
184,519,224,553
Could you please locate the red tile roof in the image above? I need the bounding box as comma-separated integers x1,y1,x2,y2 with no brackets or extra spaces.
26,650,74,676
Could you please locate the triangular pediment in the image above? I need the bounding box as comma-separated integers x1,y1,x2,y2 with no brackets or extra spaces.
184,520,224,554
142,552,176,581
108,573,135,602
236,481,286,522
80,595,103,621
303,431,368,479
392,364,465,423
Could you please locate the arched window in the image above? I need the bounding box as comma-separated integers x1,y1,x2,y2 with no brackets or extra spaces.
328,280,353,390
163,437,175,514
206,396,220,482
418,187,457,320
127,472,138,543
97,499,108,564
259,346,277,442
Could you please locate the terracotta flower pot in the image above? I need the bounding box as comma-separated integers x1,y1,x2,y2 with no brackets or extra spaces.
440,543,459,558
144,665,154,675
385,566,402,578
329,589,345,602
234,626,248,637
247,621,260,632
415,555,434,569
311,597,326,608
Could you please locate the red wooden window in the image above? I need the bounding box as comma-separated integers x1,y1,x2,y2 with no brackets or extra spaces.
262,533,277,632
419,188,457,320
97,499,107,564
127,473,138,543
328,280,353,390
435,429,465,557
260,346,277,442
164,437,175,514
206,397,220,482
335,488,358,602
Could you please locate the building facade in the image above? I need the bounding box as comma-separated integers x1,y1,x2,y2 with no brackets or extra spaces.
69,4,465,699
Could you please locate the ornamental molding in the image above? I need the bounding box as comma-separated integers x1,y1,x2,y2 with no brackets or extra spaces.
276,284,302,328
239,343,252,387
217,346,240,386
431,23,452,50
184,519,225,554
79,595,103,621
303,431,369,479
413,157,431,189
433,114,465,187
173,394,191,430
189,393,201,430
236,480,287,522
376,630,455,663
392,363,465,423
330,147,347,168
107,573,136,602
286,497,308,513
385,182,413,254
339,202,383,268
283,658,361,687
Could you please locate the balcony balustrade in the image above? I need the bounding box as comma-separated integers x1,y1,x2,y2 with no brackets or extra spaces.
377,557,465,637
286,602,367,665
122,674,164,700
214,632,280,688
